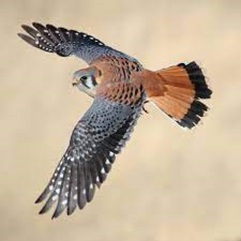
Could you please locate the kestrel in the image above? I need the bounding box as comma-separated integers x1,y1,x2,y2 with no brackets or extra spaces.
18,23,212,218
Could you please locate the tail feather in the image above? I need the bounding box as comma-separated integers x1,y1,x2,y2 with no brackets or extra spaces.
146,61,212,129
152,96,189,120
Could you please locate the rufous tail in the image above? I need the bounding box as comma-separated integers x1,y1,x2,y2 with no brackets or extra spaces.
145,62,212,128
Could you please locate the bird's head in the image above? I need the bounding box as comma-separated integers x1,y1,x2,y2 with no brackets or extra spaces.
72,67,99,98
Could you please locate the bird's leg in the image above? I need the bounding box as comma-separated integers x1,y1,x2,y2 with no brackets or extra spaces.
142,100,149,114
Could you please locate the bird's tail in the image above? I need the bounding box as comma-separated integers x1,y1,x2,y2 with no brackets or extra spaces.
145,62,212,128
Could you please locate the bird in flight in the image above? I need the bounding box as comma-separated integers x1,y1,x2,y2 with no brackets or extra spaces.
18,23,212,218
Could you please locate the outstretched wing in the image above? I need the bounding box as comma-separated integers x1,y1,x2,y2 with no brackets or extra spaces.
35,93,145,218
18,22,136,64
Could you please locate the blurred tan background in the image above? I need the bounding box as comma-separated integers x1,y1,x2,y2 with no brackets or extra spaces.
1,0,241,241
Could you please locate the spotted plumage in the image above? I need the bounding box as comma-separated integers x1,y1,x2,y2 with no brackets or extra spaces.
18,22,139,64
18,23,212,218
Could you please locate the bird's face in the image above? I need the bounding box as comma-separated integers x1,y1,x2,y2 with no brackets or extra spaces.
73,68,98,98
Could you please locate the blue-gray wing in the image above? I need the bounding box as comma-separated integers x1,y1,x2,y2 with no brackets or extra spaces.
35,95,144,218
18,22,136,64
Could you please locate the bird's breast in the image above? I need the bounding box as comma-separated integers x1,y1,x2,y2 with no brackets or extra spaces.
96,80,145,107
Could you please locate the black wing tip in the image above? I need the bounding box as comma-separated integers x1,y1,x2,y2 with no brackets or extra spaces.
32,22,43,27
17,32,25,39
22,22,66,31
38,209,45,215
51,209,62,219
21,22,49,30
67,206,76,216
37,198,66,219
20,23,38,34
38,206,48,215
51,205,77,219
35,194,47,204
35,197,42,204
21,24,30,31
38,197,66,219
18,23,56,53
17,32,30,40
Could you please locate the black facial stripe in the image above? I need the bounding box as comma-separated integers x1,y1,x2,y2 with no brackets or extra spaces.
92,78,97,86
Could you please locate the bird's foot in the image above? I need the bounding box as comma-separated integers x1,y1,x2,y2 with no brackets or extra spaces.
142,100,149,114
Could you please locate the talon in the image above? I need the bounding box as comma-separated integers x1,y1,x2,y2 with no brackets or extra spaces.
142,100,149,114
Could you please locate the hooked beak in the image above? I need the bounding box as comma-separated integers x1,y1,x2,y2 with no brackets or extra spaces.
72,77,80,87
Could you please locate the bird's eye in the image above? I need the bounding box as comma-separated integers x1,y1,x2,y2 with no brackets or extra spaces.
80,75,97,89
81,76,87,81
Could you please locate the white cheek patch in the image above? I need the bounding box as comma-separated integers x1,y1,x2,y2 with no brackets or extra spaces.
85,76,96,89
74,75,97,97
76,84,85,92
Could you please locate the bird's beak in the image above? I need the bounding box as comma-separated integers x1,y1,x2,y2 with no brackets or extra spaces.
72,77,80,87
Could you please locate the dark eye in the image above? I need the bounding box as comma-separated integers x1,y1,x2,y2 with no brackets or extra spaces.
81,76,87,81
